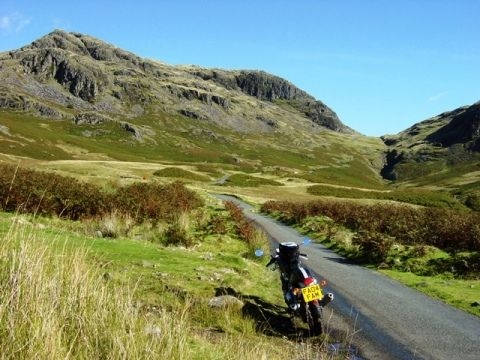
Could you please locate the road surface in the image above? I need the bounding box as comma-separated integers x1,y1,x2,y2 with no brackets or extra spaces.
214,194,480,360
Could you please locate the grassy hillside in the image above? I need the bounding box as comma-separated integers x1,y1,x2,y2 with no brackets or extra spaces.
0,107,386,189
0,163,357,358
380,102,480,209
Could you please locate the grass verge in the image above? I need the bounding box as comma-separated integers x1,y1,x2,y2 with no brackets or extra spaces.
0,200,337,359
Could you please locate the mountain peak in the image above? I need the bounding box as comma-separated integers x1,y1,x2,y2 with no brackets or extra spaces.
1,30,353,134
19,30,142,65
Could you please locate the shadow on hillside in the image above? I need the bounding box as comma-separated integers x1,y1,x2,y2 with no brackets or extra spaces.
215,287,310,339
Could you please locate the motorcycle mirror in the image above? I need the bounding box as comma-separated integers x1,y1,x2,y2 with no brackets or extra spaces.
302,237,312,246
254,249,264,257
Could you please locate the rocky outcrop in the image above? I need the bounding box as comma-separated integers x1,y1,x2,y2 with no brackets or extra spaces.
192,69,351,133
13,48,109,102
166,85,230,109
122,122,142,139
234,71,308,101
0,125,11,136
74,112,109,125
208,295,243,308
179,109,204,119
256,116,278,128
120,122,155,141
380,101,480,181
24,29,144,66
0,92,62,118
426,102,480,150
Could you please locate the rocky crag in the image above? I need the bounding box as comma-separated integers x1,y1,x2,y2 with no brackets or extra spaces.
0,30,351,136
381,101,480,180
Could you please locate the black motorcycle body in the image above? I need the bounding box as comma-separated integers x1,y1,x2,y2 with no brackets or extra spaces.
266,241,333,335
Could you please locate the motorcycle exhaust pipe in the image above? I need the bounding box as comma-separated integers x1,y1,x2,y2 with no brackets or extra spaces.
319,292,334,306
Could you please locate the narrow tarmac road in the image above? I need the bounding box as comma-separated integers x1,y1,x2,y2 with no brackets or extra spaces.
214,194,480,360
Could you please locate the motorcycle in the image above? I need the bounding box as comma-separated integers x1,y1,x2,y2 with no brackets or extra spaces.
255,237,334,336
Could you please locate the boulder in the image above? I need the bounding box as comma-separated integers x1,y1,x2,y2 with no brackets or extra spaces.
208,295,243,308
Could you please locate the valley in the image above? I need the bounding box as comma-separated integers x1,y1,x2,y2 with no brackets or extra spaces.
0,30,479,360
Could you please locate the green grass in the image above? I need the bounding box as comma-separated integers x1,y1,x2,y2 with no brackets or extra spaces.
380,270,480,317
223,174,283,187
0,203,333,359
153,167,210,182
0,108,388,188
307,184,466,209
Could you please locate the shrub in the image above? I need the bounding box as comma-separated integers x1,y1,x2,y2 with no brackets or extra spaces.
352,230,393,263
307,184,464,210
0,164,203,223
207,213,227,235
153,167,210,182
114,181,203,223
86,211,135,238
162,212,195,247
0,163,109,219
224,201,267,256
164,223,194,247
465,193,480,211
223,174,282,187
261,199,480,252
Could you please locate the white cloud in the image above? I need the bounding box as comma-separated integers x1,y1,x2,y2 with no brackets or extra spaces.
0,12,31,34
428,91,448,102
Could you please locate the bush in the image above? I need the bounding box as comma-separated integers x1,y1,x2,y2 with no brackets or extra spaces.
114,181,203,223
85,212,135,238
352,230,393,263
465,193,480,211
0,163,108,220
153,167,210,182
164,223,194,247
261,199,480,252
225,201,267,257
207,213,227,235
0,164,203,223
307,184,465,210
223,174,282,187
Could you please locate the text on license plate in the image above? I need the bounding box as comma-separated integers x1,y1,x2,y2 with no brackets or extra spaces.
301,284,323,302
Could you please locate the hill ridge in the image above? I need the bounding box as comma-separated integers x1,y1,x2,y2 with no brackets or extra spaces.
1,29,352,134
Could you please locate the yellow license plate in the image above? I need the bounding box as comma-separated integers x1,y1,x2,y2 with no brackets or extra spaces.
301,284,323,302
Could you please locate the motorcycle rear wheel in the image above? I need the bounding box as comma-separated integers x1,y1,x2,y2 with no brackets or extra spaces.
307,303,323,336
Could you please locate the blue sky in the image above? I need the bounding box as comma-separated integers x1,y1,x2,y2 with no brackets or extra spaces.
1,0,479,136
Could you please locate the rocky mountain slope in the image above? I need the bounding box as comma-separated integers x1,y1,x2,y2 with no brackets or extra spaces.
0,30,385,188
381,101,480,188
0,30,350,134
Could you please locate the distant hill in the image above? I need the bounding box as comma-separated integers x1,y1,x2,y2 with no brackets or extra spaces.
379,101,480,209
0,29,351,134
0,30,384,188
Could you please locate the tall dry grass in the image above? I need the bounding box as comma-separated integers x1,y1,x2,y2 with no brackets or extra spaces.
0,221,192,359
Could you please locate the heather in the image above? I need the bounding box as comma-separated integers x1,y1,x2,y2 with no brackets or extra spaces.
261,199,480,252
0,163,202,222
